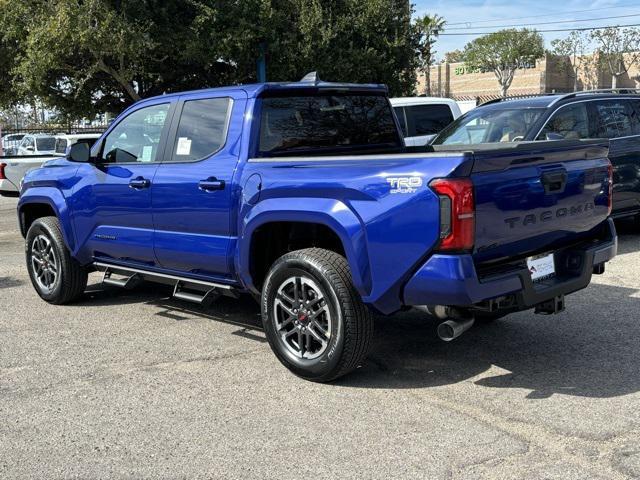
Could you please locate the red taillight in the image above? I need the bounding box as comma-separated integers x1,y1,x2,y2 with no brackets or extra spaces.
430,178,475,251
0,163,6,180
607,161,613,216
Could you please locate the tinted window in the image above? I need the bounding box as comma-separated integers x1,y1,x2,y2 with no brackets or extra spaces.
630,100,640,135
171,97,231,162
406,104,454,136
538,103,590,140
258,94,401,156
592,100,634,138
393,106,408,136
35,137,56,151
434,108,545,145
55,138,68,154
101,103,170,163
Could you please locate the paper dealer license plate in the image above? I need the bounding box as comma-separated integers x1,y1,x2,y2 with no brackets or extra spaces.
527,253,556,282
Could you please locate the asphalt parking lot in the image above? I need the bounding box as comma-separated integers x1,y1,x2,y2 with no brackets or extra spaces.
1,195,640,479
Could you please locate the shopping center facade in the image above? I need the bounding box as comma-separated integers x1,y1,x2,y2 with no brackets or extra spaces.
420,53,640,102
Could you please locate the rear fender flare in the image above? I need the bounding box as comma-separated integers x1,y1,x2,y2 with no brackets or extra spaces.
237,198,371,296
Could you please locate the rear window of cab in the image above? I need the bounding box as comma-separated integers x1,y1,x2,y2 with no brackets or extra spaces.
257,93,402,157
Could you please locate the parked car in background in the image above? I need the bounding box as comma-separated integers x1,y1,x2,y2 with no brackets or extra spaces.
18,76,615,382
54,133,101,155
1,133,26,155
390,97,462,146
16,134,57,156
0,134,100,197
456,99,478,115
433,90,640,220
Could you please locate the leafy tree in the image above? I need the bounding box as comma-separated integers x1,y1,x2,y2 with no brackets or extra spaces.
551,31,590,92
415,14,446,96
463,28,545,97
591,27,640,89
444,49,464,64
0,0,417,118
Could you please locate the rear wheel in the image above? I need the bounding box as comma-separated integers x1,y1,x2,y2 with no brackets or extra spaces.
25,216,87,304
261,248,373,382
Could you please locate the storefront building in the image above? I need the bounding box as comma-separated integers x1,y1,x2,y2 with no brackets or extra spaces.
419,53,640,103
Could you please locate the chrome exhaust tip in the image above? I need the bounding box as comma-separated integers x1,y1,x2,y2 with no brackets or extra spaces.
437,317,475,342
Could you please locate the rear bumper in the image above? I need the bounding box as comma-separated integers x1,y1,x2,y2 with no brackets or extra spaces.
403,218,617,309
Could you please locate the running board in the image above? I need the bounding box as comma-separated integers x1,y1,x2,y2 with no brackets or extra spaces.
95,262,239,305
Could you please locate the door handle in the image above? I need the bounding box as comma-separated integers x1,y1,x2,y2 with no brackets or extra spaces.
129,176,151,189
199,177,225,191
541,170,567,194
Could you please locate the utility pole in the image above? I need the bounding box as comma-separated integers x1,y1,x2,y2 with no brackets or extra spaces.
257,41,267,83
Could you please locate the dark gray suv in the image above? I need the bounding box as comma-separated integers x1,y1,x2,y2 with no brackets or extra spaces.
433,90,640,220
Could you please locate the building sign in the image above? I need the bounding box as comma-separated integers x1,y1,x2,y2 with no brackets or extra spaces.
454,60,537,76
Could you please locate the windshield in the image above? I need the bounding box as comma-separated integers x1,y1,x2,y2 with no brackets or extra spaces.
36,137,56,151
433,107,546,145
258,93,402,157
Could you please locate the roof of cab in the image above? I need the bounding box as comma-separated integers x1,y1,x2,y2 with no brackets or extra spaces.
143,79,388,102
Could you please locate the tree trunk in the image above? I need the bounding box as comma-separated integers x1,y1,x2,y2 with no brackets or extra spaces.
500,83,509,98
612,74,618,89
425,67,431,96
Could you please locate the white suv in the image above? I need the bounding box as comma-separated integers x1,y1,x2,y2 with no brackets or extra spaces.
391,97,462,146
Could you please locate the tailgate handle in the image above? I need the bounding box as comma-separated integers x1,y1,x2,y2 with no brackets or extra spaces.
541,171,567,194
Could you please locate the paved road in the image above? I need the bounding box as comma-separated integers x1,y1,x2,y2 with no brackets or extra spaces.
1,195,640,479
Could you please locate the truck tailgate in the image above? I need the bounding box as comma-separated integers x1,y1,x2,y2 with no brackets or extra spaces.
468,141,611,263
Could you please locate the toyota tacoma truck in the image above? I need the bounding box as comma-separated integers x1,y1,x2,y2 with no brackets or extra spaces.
18,74,617,382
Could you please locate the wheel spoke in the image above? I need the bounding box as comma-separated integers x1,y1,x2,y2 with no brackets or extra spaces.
297,330,305,357
308,305,329,321
308,322,328,344
294,277,302,302
277,291,295,306
284,329,298,339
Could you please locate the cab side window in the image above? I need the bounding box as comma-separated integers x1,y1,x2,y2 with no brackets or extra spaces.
538,103,590,140
101,104,170,164
170,97,231,163
406,104,454,136
393,107,408,137
591,100,634,139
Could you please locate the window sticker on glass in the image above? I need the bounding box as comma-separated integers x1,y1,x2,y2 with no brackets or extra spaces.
141,146,154,162
176,137,192,156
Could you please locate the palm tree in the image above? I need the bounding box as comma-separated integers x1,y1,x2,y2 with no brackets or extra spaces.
415,14,446,96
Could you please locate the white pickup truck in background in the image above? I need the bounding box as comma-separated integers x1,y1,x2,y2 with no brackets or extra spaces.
390,97,465,146
0,133,100,197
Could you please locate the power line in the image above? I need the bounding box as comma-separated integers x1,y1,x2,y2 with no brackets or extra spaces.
445,3,640,26
439,22,640,36
445,13,640,31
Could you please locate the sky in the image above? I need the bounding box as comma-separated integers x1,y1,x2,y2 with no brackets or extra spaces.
413,0,640,60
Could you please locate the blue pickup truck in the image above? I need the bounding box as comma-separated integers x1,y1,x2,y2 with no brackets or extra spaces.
18,75,617,381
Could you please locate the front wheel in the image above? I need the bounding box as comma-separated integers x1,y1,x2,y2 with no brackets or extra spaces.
25,216,88,304
261,248,373,382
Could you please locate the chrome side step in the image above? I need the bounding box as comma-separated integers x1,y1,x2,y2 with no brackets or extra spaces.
173,281,221,307
95,262,239,306
102,269,143,290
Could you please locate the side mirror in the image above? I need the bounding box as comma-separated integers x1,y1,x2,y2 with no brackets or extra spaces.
545,132,564,141
68,142,90,163
25,145,35,152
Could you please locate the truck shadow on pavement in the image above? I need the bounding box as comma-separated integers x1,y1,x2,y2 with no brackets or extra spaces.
75,220,640,398
340,281,640,398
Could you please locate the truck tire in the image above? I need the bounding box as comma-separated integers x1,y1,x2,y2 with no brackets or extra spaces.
25,216,88,305
261,248,373,382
